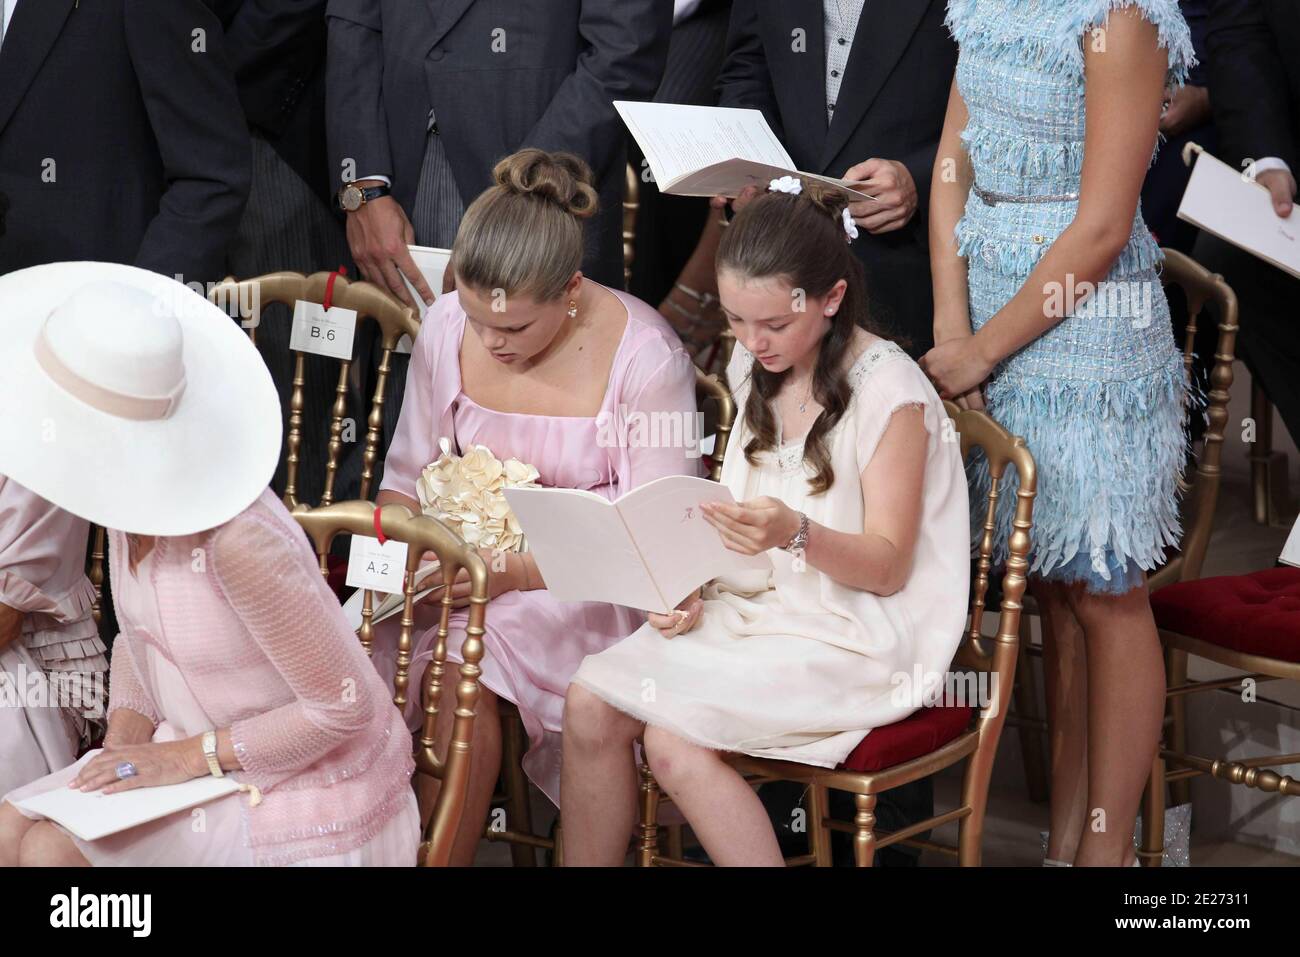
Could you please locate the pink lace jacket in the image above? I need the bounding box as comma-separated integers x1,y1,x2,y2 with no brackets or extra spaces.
105,488,414,866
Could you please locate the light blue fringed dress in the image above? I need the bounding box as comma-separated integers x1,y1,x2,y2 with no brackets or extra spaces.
946,0,1196,594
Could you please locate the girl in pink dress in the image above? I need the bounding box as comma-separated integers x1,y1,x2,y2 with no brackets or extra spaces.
0,476,107,795
373,149,700,864
0,261,419,866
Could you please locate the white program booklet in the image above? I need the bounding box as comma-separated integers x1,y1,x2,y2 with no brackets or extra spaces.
1177,149,1300,280
400,244,453,319
503,474,772,614
614,100,873,202
13,761,241,842
1279,515,1300,568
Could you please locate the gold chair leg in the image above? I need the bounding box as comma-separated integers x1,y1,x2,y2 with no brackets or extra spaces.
637,763,661,867
808,784,833,867
552,820,564,868
852,792,877,867
1167,647,1192,808
1140,748,1166,867
1014,614,1050,803
500,710,537,867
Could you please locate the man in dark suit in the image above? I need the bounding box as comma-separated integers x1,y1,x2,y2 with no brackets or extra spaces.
0,0,251,284
1197,0,1299,447
326,0,672,306
717,0,957,355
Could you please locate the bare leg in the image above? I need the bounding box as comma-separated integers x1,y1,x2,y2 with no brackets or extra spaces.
416,673,503,867
0,803,37,866
1069,580,1164,867
642,726,784,867
18,821,90,866
1034,580,1089,863
560,684,645,866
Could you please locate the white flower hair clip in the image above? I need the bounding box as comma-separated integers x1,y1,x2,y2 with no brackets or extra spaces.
768,175,803,195
841,206,859,243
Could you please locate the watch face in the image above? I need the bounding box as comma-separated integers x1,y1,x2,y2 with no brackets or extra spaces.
340,185,362,212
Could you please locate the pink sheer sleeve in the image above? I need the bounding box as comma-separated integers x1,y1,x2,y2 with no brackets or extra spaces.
379,300,443,500
0,475,95,619
211,511,379,791
106,639,160,727
620,339,705,487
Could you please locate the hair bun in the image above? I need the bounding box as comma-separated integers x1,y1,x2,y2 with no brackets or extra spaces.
492,148,599,220
798,179,850,223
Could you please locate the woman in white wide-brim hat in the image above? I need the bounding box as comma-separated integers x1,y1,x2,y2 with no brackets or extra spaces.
0,262,419,866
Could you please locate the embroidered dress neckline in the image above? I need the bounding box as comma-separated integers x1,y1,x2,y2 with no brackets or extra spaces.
774,337,906,456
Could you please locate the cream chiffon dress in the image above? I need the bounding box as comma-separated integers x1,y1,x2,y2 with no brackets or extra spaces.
572,336,970,767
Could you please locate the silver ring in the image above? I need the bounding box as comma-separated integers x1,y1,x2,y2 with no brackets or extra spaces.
115,761,138,780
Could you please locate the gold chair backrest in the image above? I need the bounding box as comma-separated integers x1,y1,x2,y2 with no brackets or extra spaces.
292,500,488,867
1150,248,1239,589
207,272,421,508
696,367,735,481
944,401,1037,745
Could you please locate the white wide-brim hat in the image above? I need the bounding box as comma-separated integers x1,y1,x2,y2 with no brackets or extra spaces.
0,262,281,535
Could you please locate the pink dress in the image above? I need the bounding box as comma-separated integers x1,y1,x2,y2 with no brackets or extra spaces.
5,489,420,866
375,287,701,804
0,476,106,795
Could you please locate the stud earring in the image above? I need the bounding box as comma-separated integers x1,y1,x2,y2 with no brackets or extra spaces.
567,300,578,320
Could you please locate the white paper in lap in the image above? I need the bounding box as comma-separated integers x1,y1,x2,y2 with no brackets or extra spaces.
14,759,240,842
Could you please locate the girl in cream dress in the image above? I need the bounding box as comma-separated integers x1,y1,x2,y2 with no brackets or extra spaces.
562,181,970,866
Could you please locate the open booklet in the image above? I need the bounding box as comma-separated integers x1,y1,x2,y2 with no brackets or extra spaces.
341,560,445,631
503,474,772,614
1177,145,1300,280
614,100,874,203
12,761,241,842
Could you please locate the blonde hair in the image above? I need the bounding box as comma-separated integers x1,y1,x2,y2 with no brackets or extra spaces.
451,148,599,302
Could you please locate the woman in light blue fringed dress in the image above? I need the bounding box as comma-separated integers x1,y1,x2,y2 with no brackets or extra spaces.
919,0,1194,866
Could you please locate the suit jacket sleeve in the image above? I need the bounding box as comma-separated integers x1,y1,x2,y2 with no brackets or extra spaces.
523,0,672,183
714,0,782,137
325,0,391,184
125,0,252,283
1205,0,1297,170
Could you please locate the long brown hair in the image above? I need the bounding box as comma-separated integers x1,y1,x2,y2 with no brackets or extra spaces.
717,181,882,495
451,148,599,301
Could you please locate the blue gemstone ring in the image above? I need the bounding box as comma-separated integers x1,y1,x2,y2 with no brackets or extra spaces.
115,761,138,780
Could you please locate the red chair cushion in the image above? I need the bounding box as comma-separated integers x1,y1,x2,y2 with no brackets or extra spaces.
1151,567,1300,663
838,704,975,772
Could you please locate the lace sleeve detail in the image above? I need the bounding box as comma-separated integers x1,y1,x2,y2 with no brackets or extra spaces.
212,510,379,792
852,353,942,470
106,638,160,728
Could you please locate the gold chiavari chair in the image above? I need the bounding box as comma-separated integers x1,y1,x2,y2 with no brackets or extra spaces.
1007,247,1240,806
292,499,489,867
206,271,420,509
634,401,1037,866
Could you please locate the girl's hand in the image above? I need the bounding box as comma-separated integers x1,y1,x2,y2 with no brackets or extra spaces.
71,740,206,794
702,496,800,555
648,588,704,639
918,335,995,400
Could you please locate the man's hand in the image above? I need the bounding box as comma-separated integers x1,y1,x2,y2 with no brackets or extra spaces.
345,188,435,309
1257,168,1297,219
1159,84,1210,139
0,603,22,652
843,158,918,234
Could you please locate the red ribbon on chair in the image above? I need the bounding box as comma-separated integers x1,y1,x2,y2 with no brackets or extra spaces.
323,265,347,311
373,506,387,545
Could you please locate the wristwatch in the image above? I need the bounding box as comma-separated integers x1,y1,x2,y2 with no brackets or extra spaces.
783,511,810,553
337,181,391,212
201,730,224,778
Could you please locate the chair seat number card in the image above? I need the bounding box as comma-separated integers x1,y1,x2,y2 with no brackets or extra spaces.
291,300,358,361
346,535,410,595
